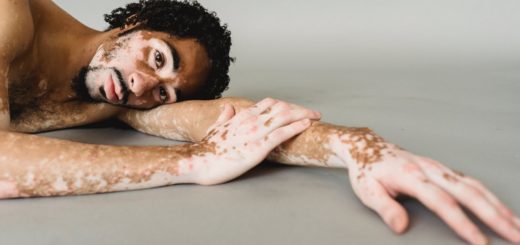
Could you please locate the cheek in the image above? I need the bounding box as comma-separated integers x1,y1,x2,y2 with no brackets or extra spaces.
89,49,109,67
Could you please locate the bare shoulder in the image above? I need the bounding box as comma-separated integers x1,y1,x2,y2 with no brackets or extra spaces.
0,0,34,64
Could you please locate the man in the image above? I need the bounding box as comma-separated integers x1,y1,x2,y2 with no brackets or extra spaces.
0,1,518,244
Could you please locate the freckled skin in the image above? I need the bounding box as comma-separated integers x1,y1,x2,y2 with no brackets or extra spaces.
120,97,520,244
0,2,519,245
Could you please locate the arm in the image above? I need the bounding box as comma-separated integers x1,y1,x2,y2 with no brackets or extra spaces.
10,101,121,133
117,97,255,142
0,130,204,197
118,97,520,245
0,99,315,197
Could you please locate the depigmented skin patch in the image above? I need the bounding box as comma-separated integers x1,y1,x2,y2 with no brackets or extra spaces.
268,122,391,169
9,100,120,133
119,98,393,171
0,131,216,198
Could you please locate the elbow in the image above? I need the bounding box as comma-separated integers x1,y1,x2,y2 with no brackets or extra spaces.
0,180,21,199
194,173,232,186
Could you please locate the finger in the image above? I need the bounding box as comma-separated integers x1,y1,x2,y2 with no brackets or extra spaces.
216,104,235,125
266,100,292,115
249,97,278,115
351,175,409,233
462,178,520,242
425,160,516,220
515,217,520,228
207,104,235,134
262,108,321,133
426,172,520,243
232,98,278,124
264,119,311,147
396,177,488,245
463,176,516,219
417,160,520,242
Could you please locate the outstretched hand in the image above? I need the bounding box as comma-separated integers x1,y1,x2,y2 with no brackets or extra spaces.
341,143,520,245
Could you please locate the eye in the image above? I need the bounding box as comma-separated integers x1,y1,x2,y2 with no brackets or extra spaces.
159,86,169,103
154,50,165,69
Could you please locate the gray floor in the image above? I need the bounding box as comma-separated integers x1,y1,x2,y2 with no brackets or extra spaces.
1,1,519,244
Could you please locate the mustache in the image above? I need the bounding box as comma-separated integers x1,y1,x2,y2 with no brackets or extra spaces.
98,68,129,105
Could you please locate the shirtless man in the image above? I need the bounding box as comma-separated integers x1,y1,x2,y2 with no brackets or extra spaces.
0,1,518,244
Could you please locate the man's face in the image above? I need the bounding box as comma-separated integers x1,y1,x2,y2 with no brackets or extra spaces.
83,30,210,109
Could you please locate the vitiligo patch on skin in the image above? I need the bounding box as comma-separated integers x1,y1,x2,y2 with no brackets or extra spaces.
9,101,118,133
269,122,391,169
0,132,217,198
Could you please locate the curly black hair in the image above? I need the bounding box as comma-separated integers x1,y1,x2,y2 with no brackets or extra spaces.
104,0,233,100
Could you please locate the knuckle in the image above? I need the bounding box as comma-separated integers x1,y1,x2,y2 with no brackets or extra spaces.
441,194,458,209
262,97,276,104
487,213,504,225
428,189,457,210
277,101,291,111
469,178,485,188
462,185,482,200
402,163,421,174
243,115,260,125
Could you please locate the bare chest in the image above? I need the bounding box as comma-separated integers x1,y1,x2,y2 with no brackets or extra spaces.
8,74,120,133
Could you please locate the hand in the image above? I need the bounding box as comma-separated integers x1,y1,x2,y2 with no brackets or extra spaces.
337,141,520,245
195,98,321,185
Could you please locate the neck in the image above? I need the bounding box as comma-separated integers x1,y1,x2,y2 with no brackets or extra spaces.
29,0,122,102
44,30,121,102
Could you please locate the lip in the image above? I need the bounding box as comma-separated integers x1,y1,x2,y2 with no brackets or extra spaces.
103,74,118,103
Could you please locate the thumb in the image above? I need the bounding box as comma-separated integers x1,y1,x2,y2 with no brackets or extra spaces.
350,173,409,234
207,104,235,134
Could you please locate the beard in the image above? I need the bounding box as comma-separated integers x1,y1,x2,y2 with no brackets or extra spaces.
71,66,96,103
71,66,130,106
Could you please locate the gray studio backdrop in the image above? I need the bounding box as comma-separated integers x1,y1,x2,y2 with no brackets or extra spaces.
0,1,518,245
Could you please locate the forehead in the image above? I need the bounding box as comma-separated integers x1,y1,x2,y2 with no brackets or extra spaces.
124,30,211,96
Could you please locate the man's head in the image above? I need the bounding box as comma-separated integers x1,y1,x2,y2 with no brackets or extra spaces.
74,0,233,109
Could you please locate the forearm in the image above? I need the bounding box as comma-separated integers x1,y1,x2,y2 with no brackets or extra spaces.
120,97,391,170
0,131,209,198
118,97,254,142
267,122,393,170
10,102,120,133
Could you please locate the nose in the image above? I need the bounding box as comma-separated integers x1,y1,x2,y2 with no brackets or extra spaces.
127,73,158,97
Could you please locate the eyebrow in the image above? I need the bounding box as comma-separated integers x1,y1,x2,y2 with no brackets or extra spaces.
164,41,180,71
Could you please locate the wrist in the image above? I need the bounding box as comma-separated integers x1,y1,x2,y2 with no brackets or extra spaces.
328,126,393,170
